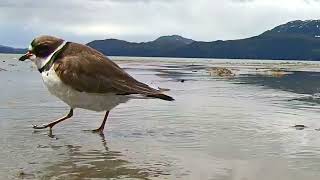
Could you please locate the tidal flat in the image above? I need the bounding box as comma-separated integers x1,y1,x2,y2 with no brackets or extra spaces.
2,54,320,179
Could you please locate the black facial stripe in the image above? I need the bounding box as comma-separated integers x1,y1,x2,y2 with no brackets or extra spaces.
31,39,36,47
32,43,51,57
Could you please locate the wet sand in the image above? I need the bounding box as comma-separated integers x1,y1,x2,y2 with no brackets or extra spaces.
2,55,320,179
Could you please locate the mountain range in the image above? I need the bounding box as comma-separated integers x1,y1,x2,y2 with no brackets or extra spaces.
3,20,320,60
0,45,26,54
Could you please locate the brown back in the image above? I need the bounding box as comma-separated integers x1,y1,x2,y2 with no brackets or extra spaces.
53,43,174,101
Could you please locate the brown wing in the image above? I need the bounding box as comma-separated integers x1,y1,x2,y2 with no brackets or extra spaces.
53,43,174,101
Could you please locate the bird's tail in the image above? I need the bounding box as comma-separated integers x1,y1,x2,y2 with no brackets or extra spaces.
117,77,175,101
147,93,174,101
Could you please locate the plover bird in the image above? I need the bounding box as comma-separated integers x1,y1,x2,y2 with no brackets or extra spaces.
19,35,174,134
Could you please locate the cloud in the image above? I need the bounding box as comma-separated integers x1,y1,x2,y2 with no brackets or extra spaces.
0,0,320,47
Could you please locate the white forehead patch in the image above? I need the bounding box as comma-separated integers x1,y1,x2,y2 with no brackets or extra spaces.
28,45,32,51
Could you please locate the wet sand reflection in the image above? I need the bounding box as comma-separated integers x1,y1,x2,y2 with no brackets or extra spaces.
41,135,152,179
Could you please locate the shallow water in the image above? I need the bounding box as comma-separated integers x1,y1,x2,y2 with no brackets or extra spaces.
1,54,320,179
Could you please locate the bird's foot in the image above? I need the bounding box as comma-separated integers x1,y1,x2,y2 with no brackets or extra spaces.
48,129,56,138
91,128,105,135
32,124,50,129
32,125,57,138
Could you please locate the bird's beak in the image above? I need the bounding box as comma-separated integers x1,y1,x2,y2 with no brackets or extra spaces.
19,51,34,61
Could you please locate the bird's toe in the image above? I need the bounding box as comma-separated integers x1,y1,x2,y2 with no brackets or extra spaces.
32,124,48,129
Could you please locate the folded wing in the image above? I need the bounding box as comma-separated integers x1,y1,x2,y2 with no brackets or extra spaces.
54,43,174,101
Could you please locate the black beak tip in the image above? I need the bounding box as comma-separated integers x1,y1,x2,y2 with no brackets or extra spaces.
18,55,28,61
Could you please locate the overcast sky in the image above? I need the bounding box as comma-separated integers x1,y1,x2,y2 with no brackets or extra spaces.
1,0,320,47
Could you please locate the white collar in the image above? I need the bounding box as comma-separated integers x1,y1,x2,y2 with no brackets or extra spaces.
39,41,67,70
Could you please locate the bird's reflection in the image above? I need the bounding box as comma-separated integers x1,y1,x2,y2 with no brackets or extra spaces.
32,129,58,139
39,133,151,179
99,133,108,152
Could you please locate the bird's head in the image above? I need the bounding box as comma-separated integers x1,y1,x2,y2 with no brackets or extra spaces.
19,35,64,62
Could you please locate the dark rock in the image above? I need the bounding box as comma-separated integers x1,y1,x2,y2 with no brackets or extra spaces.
17,170,35,179
293,124,307,130
18,171,26,177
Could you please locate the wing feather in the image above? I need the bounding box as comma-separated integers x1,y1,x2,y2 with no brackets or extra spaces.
53,43,174,101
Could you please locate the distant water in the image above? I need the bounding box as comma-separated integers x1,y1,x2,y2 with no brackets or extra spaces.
2,54,320,179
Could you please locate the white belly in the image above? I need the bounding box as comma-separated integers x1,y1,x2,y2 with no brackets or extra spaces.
41,67,129,112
